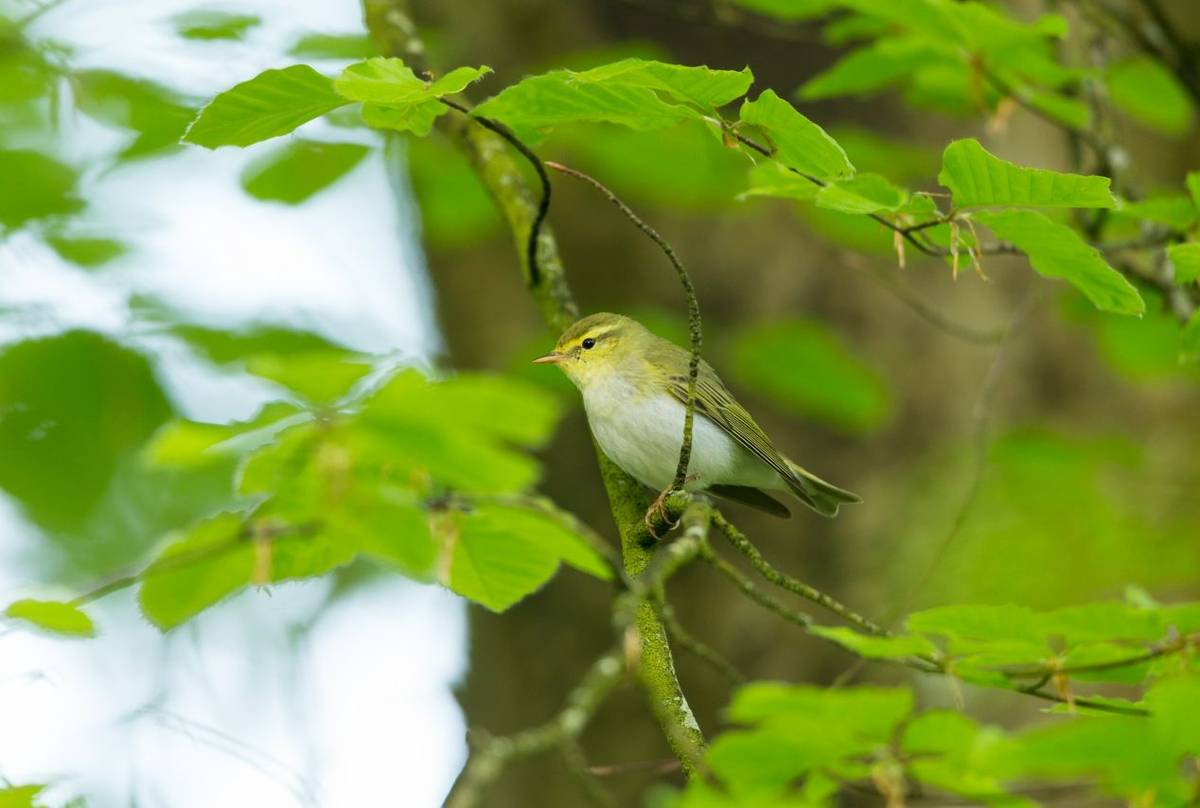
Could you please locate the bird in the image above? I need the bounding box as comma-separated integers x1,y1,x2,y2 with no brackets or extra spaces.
533,312,860,525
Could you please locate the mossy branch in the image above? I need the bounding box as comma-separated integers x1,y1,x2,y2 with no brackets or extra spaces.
711,510,888,636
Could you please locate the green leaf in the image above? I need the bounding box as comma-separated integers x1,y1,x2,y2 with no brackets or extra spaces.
0,785,45,808
240,140,370,204
334,58,490,104
973,209,1144,315
339,60,491,136
470,503,611,581
167,322,346,363
0,149,83,228
137,513,252,629
365,370,562,448
71,70,196,159
815,172,908,213
729,682,912,740
362,100,445,136
939,139,1115,209
246,351,372,403
4,598,95,637
706,730,832,795
822,12,892,46
147,402,307,468
810,625,937,658
1107,56,1195,137
351,501,437,579
703,683,916,798
471,58,746,139
799,37,955,101
45,234,128,267
740,160,819,202
738,90,854,181
473,72,699,136
908,604,1043,645
440,507,561,611
729,319,890,432
1168,243,1200,285
550,122,748,212
171,10,260,41
1187,171,1200,211
355,371,560,494
0,332,171,532
287,32,375,60
184,65,348,148
1183,310,1200,363
1038,602,1168,644
903,711,981,756
1115,195,1198,230
1023,88,1093,130
1060,642,1151,684
567,58,752,109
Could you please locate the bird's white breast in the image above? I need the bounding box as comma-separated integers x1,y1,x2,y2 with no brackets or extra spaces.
581,374,780,493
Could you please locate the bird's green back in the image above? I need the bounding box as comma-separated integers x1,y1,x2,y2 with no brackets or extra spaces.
644,330,860,516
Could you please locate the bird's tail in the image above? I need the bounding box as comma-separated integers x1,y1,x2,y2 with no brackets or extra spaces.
783,459,861,518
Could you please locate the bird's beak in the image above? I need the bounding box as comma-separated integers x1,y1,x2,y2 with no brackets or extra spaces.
532,352,565,365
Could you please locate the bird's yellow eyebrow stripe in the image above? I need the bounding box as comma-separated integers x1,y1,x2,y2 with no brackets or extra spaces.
563,327,618,348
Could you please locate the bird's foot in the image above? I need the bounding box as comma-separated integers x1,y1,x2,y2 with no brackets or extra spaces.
642,476,698,542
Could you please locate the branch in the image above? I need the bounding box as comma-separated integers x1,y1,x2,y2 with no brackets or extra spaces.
995,633,1195,679
844,253,1007,346
649,503,746,684
445,649,627,808
68,518,321,607
699,549,815,631
544,161,703,495
446,504,713,808
710,510,889,636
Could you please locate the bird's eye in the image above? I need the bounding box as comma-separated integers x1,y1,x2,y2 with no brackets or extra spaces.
582,338,596,350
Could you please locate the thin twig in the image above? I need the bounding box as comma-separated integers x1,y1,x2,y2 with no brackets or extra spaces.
561,740,616,808
441,98,549,289
997,635,1193,679
545,161,703,492
700,550,814,631
711,510,889,636
68,519,321,608
445,650,627,808
1013,685,1150,717
648,502,744,683
846,254,1007,346
655,600,746,684
587,758,681,777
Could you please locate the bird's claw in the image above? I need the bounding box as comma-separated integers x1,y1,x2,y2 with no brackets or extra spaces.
642,476,698,542
643,491,675,540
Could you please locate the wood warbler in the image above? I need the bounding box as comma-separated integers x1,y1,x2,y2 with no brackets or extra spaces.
534,313,860,519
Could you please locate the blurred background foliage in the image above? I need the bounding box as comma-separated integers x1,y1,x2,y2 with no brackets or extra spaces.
1,0,1199,806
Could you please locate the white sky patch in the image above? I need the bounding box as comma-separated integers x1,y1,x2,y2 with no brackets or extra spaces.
0,0,466,805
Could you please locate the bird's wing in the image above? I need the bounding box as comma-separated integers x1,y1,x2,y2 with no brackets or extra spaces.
662,354,797,484
661,347,860,516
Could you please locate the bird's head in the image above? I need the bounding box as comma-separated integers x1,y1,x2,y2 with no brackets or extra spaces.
533,312,646,388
